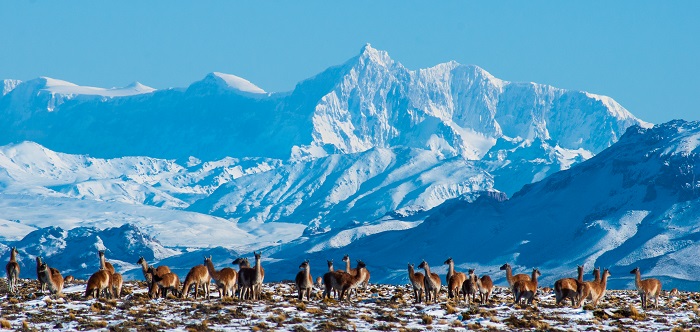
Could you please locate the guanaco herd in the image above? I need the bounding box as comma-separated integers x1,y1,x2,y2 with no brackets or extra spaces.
3,248,669,310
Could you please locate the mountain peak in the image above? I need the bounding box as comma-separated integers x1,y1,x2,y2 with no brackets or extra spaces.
356,43,393,67
206,72,266,94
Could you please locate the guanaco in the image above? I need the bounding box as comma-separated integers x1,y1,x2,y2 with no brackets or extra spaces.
295,260,313,301
137,256,171,297
513,268,541,305
462,269,478,304
37,262,64,296
343,254,370,291
252,251,265,300
233,257,254,299
85,269,111,299
554,265,584,306
6,247,20,294
476,272,494,304
444,258,467,301
149,267,181,298
323,261,367,301
417,260,441,303
36,256,47,292
63,275,74,284
110,272,123,299
408,263,425,304
500,263,530,302
577,268,610,308
181,264,211,299
204,256,238,298
630,267,662,310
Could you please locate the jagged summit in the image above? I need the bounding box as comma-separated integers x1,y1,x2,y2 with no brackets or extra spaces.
356,43,394,67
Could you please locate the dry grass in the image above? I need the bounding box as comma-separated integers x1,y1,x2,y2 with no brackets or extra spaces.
0,279,698,331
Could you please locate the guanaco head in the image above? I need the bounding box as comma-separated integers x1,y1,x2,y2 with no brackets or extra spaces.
327,260,333,266
603,269,611,278
468,269,475,275
10,247,18,258
532,268,542,278
443,257,453,265
232,257,251,267
499,263,510,271
356,260,367,270
630,267,640,275
342,254,350,263
299,260,309,270
204,255,213,264
38,262,49,274
417,260,428,269
408,263,413,269
254,251,261,261
592,267,600,277
98,250,106,260
136,256,146,265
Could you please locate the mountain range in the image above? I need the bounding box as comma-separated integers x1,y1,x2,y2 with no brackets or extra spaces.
4,45,695,290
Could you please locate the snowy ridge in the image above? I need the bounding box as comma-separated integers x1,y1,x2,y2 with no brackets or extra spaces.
209,72,266,94
263,121,700,289
0,141,281,208
189,147,496,232
39,77,156,97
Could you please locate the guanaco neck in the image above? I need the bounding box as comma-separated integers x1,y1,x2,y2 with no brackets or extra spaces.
601,271,610,288
634,270,642,288
531,270,539,283
36,256,43,268
254,255,262,278
577,266,584,283
204,259,219,279
351,267,365,284
99,253,107,270
303,264,311,280
505,265,513,283
447,261,455,276
327,262,334,272
408,265,415,280
139,259,150,274
344,257,351,273
10,249,17,262
422,263,433,280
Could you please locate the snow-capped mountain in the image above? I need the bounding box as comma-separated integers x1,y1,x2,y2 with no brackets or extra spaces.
189,146,496,232
0,45,645,163
264,120,700,289
0,45,662,285
3,223,178,279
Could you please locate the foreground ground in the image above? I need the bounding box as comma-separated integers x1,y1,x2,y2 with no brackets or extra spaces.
1,278,698,331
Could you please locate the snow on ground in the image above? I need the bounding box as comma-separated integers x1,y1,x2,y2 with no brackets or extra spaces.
0,277,697,331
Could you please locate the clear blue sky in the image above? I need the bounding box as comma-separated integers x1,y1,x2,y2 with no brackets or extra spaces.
1,1,697,124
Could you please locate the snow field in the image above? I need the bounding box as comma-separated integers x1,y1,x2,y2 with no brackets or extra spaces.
1,278,698,331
